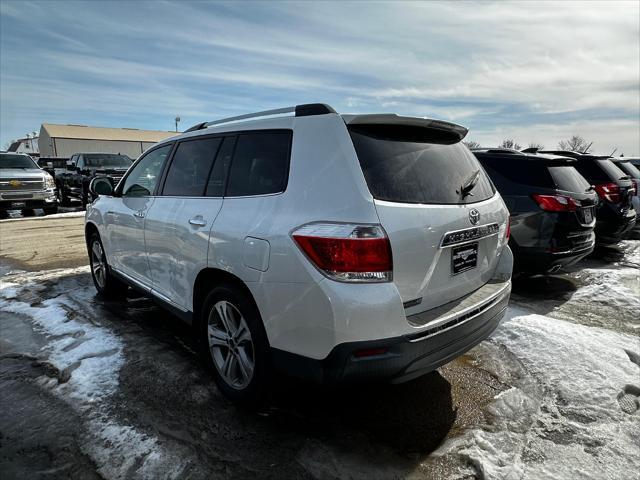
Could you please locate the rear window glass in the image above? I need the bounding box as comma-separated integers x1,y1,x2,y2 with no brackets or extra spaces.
548,166,591,193
616,162,640,179
597,159,627,181
226,131,291,197
478,157,555,189
349,125,494,204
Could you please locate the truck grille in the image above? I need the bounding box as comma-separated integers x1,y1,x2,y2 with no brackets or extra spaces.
0,178,44,192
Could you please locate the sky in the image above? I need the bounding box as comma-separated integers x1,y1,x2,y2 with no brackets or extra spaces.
1,0,639,155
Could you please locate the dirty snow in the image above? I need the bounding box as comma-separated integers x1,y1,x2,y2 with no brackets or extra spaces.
0,267,189,478
438,307,640,479
0,210,85,223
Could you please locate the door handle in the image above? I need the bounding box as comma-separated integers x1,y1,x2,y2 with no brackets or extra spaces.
189,217,207,227
133,210,145,219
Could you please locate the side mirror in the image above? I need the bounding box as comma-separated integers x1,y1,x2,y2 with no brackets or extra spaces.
89,177,114,197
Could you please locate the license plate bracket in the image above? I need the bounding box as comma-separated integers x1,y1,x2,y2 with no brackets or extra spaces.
583,207,593,223
10,201,27,208
452,242,478,275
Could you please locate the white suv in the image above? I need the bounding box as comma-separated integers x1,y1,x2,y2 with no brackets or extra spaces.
85,104,513,404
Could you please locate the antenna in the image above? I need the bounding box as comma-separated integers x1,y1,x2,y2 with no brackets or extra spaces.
609,147,617,157
582,142,593,154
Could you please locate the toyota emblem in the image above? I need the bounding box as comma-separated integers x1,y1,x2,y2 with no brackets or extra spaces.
469,209,480,225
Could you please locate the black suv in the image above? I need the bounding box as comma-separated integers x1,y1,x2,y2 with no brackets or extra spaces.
473,148,598,274
539,151,636,245
56,153,132,208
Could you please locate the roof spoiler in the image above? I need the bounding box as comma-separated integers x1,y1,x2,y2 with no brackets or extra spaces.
342,114,468,141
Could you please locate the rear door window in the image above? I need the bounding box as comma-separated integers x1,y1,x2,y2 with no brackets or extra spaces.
548,166,591,193
162,137,222,196
349,125,494,204
226,131,292,197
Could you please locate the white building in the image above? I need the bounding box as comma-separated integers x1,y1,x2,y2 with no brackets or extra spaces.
38,123,176,158
7,137,39,156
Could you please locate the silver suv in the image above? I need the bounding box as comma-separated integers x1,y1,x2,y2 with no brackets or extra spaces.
0,152,58,215
85,104,513,404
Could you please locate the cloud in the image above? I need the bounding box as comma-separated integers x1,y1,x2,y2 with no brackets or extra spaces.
1,1,638,154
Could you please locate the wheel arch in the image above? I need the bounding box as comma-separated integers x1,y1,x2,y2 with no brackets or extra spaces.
85,221,99,249
192,268,264,336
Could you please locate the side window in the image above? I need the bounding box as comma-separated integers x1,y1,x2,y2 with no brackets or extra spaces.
205,136,235,197
77,156,84,169
226,132,291,197
121,144,172,197
162,137,222,196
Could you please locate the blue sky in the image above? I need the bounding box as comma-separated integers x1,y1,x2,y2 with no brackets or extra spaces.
1,0,639,155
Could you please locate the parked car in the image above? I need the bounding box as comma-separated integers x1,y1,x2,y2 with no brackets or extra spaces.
0,152,58,215
57,153,133,208
622,157,640,168
37,157,69,180
612,157,640,236
472,149,597,274
85,104,513,404
539,151,636,245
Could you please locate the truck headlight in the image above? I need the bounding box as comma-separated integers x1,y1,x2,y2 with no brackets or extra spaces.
44,175,55,189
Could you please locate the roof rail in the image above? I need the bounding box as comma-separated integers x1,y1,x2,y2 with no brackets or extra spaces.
184,103,336,133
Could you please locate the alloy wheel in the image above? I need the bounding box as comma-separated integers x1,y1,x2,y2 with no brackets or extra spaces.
91,240,106,289
207,300,255,389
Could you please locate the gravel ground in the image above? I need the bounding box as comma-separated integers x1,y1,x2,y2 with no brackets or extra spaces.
0,215,638,479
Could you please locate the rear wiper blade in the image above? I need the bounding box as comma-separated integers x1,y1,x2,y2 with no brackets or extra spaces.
620,175,631,180
458,169,480,198
585,185,595,192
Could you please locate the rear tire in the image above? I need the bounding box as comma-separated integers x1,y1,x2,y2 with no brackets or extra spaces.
88,233,127,298
199,285,271,407
43,206,58,215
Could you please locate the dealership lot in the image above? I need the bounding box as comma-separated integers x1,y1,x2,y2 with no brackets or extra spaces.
0,214,638,479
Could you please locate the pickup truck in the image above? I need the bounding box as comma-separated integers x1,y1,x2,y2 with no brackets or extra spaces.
56,153,133,208
37,157,69,180
0,152,58,215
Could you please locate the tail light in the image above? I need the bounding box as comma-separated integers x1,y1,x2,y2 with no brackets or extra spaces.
292,223,392,282
594,182,621,203
531,194,579,212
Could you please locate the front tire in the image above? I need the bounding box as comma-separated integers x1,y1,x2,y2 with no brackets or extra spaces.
88,233,127,298
199,285,271,406
43,206,58,215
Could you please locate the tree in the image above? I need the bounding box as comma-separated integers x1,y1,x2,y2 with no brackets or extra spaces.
500,138,521,150
463,140,481,149
558,135,591,153
527,142,544,150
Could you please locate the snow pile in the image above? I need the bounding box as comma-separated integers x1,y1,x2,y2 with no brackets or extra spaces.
440,308,640,479
0,268,189,478
0,211,85,223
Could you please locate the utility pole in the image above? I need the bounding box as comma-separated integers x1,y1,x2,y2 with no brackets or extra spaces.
175,116,181,132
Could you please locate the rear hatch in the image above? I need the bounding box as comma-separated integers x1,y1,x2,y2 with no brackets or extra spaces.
344,115,509,313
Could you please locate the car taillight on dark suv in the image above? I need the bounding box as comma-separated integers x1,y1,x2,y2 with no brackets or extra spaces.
531,193,580,212
594,182,621,203
293,223,393,282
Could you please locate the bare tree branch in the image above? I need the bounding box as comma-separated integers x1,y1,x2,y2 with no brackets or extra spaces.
558,135,591,153
500,139,521,150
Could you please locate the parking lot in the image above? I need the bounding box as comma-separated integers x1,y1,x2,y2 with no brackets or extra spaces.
0,212,638,479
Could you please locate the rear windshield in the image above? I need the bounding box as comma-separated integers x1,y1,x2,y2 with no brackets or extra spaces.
348,125,494,204
597,159,627,181
478,156,554,189
548,166,591,193
84,154,132,167
617,162,640,179
0,154,38,169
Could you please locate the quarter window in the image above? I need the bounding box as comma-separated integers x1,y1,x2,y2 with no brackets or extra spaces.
163,137,222,196
121,144,172,197
226,132,291,197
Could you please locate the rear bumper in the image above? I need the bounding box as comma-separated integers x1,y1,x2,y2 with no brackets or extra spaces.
272,280,510,384
513,235,595,274
595,211,636,245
